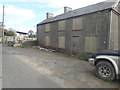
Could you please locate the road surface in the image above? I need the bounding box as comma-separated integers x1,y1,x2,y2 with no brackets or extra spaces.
2,45,61,88
0,44,2,89
2,45,119,88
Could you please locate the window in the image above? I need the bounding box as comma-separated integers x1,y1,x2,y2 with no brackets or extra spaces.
58,20,65,30
73,17,83,30
45,24,50,32
58,37,65,49
85,37,97,53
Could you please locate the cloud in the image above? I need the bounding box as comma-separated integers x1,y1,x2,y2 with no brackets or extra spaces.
46,0,107,9
2,0,107,9
48,0,106,16
1,0,113,32
53,8,63,16
2,0,117,10
1,0,108,16
0,4,36,26
0,4,36,32
8,5,36,22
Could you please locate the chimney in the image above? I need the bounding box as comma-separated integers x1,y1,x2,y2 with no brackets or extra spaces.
46,13,54,19
64,6,72,13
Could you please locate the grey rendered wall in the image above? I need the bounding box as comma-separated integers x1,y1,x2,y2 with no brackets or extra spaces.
109,3,119,50
64,19,72,54
65,10,110,55
37,25,45,46
118,3,120,50
83,10,110,52
37,10,110,55
109,11,118,50
49,22,58,49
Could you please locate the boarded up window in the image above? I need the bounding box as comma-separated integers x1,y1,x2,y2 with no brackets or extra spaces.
58,37,65,49
45,37,50,46
45,24,50,32
85,37,97,53
73,17,83,30
58,20,65,30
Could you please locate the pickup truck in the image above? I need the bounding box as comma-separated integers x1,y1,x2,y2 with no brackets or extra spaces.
89,50,120,81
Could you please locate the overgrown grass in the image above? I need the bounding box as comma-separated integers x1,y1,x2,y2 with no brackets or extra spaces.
2,42,7,44
77,56,88,61
21,46,30,48
100,78,113,84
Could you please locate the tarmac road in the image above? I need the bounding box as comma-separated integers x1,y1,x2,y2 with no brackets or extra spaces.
0,44,2,89
2,45,119,88
2,45,61,88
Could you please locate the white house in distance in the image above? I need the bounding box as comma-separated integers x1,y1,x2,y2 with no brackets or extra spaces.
16,31,28,40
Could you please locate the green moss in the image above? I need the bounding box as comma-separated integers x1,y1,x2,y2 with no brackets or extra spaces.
101,79,113,84
77,56,88,61
21,46,29,48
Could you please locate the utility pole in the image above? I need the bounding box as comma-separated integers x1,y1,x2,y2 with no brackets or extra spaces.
2,5,5,43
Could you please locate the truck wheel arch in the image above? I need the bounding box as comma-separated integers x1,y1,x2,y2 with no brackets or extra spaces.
95,56,119,75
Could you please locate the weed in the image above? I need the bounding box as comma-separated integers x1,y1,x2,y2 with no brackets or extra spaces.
101,79,113,84
77,56,88,61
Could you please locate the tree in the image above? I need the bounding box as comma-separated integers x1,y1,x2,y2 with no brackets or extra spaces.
28,30,35,38
7,31,15,36
4,29,15,36
3,29,8,36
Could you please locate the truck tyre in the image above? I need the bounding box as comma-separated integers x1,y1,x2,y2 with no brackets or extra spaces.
95,61,115,81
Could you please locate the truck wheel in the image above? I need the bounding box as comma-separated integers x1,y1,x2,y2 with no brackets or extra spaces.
95,61,115,81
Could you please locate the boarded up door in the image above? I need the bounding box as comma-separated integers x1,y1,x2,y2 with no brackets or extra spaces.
72,36,79,55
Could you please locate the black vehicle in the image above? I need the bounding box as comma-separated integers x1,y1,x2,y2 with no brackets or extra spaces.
89,50,120,81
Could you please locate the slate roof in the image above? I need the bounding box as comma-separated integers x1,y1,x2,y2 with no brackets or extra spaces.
38,0,119,25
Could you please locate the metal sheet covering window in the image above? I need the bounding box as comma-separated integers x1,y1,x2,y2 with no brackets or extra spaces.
58,20,66,30
73,17,83,30
58,37,65,49
45,36,50,46
45,24,50,32
85,37,97,53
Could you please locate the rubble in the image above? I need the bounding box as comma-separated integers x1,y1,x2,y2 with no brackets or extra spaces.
33,46,57,52
13,44,22,47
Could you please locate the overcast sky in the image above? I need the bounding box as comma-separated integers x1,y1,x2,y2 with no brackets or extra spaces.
0,0,116,32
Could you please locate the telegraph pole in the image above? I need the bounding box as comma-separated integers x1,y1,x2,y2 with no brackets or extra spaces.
2,5,5,43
